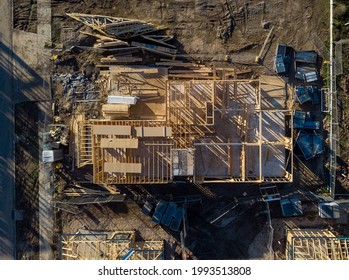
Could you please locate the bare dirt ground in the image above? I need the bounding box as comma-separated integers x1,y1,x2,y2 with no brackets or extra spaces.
14,0,38,32
58,202,180,259
14,0,347,260
49,0,337,260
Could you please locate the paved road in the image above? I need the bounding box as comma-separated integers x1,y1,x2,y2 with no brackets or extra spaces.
0,0,16,259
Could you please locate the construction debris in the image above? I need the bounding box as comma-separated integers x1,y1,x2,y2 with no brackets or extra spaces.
100,55,142,64
53,72,99,102
49,125,70,146
67,13,167,39
60,229,164,260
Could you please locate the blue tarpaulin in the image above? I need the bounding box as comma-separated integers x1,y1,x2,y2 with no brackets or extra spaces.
170,207,185,231
295,67,318,82
295,51,317,64
274,44,291,74
296,85,312,104
141,201,154,216
151,200,168,224
318,202,340,218
295,85,319,104
296,131,324,160
293,111,320,130
280,198,303,217
161,202,177,226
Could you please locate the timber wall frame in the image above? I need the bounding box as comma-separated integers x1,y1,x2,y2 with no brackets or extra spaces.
77,120,93,167
60,231,164,260
286,229,349,260
166,79,293,184
91,120,172,184
79,76,293,185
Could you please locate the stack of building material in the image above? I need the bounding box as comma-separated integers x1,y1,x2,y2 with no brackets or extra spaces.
68,13,178,60
102,96,139,118
108,96,139,105
102,104,130,118
293,111,320,130
42,149,64,163
294,51,318,82
131,41,177,57
166,62,214,79
151,200,168,224
318,202,340,219
295,85,318,104
274,43,292,75
296,131,324,160
67,13,166,39
100,55,142,64
150,200,184,231
280,198,303,217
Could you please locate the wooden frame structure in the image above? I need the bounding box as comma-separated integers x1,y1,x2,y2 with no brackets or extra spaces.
75,65,293,185
286,229,349,260
60,230,164,260
67,13,166,39
71,115,93,168
168,77,293,184
77,120,93,167
91,120,173,184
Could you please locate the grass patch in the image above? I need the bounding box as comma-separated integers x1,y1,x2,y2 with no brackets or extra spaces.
321,62,330,87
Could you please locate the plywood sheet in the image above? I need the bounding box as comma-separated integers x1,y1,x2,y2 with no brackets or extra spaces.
100,138,138,148
104,162,142,173
102,104,130,112
135,126,172,137
93,125,131,135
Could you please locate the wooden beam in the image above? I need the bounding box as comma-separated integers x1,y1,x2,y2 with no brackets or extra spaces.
101,57,142,63
169,74,214,79
104,162,142,174
100,138,138,149
155,61,199,67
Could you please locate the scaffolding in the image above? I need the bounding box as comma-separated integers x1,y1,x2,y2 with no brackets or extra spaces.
286,229,349,260
60,230,164,260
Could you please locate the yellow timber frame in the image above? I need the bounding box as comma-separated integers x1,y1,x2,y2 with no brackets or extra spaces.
78,75,293,185
286,229,349,260
92,119,172,184
60,230,164,260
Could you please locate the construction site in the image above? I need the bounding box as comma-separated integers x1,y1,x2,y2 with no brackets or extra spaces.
2,0,348,261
